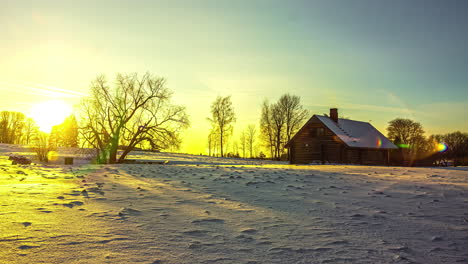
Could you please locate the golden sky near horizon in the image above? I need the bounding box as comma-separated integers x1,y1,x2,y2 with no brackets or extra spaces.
1,1,467,154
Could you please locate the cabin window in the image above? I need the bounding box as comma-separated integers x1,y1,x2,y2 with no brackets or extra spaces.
317,127,325,136
311,127,325,137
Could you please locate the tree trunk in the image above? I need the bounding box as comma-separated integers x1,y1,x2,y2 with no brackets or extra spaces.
117,146,134,163
108,137,119,164
220,131,224,157
276,133,281,160
97,148,109,164
109,148,117,164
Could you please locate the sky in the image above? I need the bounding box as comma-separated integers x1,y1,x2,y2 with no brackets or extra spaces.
1,0,467,153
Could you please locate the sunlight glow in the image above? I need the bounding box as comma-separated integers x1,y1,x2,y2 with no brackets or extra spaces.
47,151,59,162
29,100,72,133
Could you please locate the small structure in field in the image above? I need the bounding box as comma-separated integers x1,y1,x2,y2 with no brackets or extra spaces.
285,108,397,165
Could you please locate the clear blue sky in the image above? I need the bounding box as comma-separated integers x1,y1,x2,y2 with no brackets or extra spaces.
1,0,467,153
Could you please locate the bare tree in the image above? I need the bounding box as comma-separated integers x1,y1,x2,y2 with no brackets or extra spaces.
232,140,239,157
32,131,52,162
271,103,286,160
259,95,308,160
22,117,39,145
207,96,236,157
207,129,217,156
79,73,189,164
49,115,79,148
0,111,26,144
278,94,309,144
260,100,285,159
239,130,247,158
260,100,275,158
428,132,468,166
246,124,257,158
441,131,468,166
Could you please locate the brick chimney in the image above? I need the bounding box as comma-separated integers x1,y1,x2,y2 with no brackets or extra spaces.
330,108,338,122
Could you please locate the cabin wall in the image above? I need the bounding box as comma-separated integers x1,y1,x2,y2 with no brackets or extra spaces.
360,149,387,165
346,149,361,164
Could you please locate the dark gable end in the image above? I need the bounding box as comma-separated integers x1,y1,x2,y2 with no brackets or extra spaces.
284,115,316,148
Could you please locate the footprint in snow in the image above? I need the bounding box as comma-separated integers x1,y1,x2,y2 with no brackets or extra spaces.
18,245,39,250
118,207,142,217
350,213,366,218
236,234,255,242
182,230,210,236
240,228,257,234
191,218,225,224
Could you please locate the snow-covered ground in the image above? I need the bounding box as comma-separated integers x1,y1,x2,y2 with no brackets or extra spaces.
1,144,467,263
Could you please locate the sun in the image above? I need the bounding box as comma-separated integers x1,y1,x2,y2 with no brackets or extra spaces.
29,100,73,133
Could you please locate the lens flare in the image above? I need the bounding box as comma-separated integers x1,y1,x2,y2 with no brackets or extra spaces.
376,138,382,148
397,143,410,149
437,143,448,152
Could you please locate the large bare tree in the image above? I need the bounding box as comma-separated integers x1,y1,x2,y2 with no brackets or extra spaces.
80,73,189,164
207,96,236,157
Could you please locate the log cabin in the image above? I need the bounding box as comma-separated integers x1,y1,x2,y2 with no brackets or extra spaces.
285,108,397,165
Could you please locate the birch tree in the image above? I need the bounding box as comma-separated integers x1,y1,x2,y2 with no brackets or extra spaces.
207,96,236,157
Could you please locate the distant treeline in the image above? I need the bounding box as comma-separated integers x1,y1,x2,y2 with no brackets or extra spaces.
383,118,468,166
429,132,468,166
0,111,38,145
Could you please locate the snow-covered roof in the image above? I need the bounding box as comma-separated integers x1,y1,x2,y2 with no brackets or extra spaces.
315,115,398,149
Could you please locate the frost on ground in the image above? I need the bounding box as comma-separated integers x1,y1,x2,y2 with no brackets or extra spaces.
1,146,467,263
